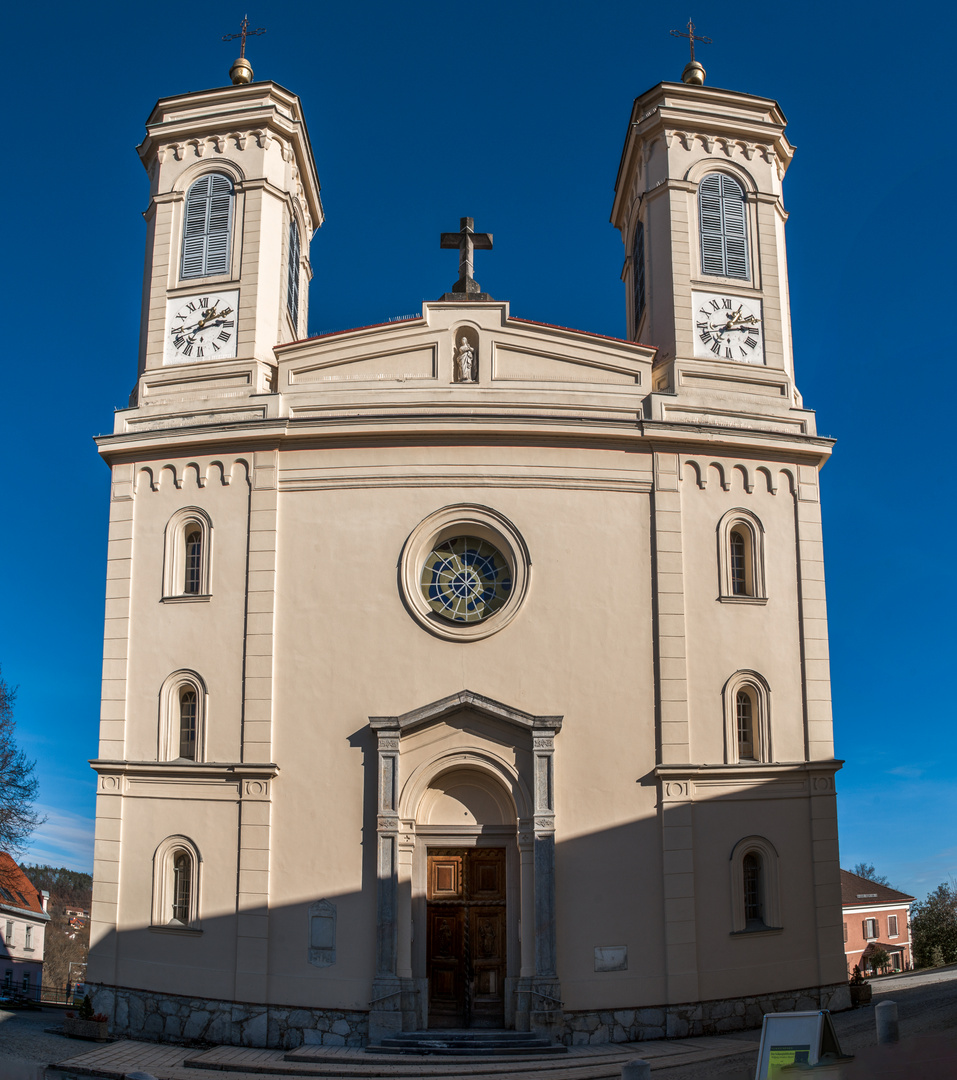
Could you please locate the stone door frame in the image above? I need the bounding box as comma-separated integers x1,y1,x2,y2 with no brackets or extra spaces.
368,690,562,1042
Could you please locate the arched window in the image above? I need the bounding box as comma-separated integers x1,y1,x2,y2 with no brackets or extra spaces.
287,218,301,330
736,689,755,761
730,836,780,933
163,508,212,599
723,671,772,764
184,529,202,595
743,852,763,927
182,173,233,279
717,509,766,601
152,837,201,930
178,688,198,760
633,219,646,336
699,174,749,279
158,671,207,762
729,528,748,595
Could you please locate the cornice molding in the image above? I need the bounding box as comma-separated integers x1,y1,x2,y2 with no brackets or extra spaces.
89,760,279,780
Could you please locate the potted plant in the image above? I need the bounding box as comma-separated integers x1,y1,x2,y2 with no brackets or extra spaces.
848,964,872,1007
63,993,110,1041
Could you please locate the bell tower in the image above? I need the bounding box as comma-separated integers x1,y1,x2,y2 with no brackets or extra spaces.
610,68,807,424
133,63,322,400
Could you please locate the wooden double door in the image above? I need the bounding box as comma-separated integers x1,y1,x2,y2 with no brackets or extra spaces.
427,848,506,1029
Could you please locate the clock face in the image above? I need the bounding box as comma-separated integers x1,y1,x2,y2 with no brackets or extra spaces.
420,537,512,624
164,290,239,364
692,292,764,363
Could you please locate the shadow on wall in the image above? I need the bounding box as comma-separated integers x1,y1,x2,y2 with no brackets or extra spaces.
86,724,849,1048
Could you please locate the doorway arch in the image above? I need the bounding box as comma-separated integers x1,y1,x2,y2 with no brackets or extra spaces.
368,691,562,1040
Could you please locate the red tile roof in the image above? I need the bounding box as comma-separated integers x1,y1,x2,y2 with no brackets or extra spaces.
841,869,914,906
0,852,46,915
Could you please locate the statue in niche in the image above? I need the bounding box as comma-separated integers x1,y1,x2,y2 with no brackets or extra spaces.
454,336,476,382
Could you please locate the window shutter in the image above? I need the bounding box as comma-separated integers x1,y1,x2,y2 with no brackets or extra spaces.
182,173,233,279
699,174,749,279
287,219,301,329
721,176,749,279
699,176,724,274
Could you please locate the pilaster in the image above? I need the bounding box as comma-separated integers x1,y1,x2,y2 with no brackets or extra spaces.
369,721,416,1042
652,451,690,764
87,771,123,987
233,779,272,1011
793,466,834,761
517,725,563,1039
100,463,135,759
658,777,699,1014
242,450,277,763
807,767,846,987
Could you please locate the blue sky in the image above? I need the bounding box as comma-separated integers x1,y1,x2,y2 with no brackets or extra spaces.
2,0,954,901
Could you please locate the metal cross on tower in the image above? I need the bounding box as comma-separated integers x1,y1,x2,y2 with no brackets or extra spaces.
670,18,712,63
223,15,267,59
440,217,494,298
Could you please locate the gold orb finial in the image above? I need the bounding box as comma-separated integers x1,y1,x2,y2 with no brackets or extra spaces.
682,60,706,86
230,57,254,85
222,16,266,86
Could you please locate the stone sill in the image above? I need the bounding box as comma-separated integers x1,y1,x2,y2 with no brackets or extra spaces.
149,924,202,936
730,926,784,938
160,594,212,604
716,595,769,605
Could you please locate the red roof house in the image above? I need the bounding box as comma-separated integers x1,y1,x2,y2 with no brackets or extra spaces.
841,869,914,976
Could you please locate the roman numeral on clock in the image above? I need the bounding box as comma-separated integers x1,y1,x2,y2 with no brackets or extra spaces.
218,331,230,342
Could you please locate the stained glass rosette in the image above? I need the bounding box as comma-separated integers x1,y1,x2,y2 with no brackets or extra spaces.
421,537,512,623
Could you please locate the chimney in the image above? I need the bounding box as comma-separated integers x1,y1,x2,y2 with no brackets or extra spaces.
41,890,49,914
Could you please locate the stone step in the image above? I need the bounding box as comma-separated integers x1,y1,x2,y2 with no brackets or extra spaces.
366,1029,565,1056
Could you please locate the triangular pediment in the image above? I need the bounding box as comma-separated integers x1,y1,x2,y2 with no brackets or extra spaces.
278,301,653,393
369,689,562,735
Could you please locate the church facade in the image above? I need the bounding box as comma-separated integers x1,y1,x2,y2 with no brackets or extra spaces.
87,60,850,1048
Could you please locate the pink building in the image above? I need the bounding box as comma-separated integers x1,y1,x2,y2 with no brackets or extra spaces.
841,870,914,975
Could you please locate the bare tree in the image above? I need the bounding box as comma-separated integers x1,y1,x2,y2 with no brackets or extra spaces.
0,667,43,856
852,862,890,886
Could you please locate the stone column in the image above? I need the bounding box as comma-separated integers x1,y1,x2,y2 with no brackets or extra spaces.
368,721,416,1042
516,723,563,1038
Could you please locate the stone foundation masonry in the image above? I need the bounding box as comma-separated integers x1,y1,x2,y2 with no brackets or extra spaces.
90,985,368,1050
90,980,849,1050
560,982,851,1046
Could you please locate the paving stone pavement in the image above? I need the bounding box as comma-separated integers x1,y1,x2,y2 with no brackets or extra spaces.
43,1034,761,1080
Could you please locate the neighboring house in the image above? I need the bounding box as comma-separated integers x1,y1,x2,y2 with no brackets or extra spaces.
841,870,914,975
0,853,51,997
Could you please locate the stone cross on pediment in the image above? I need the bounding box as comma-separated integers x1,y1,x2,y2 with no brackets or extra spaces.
439,217,494,301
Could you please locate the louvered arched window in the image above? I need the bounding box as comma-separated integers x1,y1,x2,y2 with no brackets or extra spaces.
699,174,749,279
633,219,646,335
287,219,301,330
182,174,234,279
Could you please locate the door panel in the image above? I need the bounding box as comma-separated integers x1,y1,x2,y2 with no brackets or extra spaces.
469,906,506,1027
427,906,465,1027
426,848,506,1029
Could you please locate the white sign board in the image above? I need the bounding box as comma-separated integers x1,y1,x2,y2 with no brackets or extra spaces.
754,1010,843,1079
